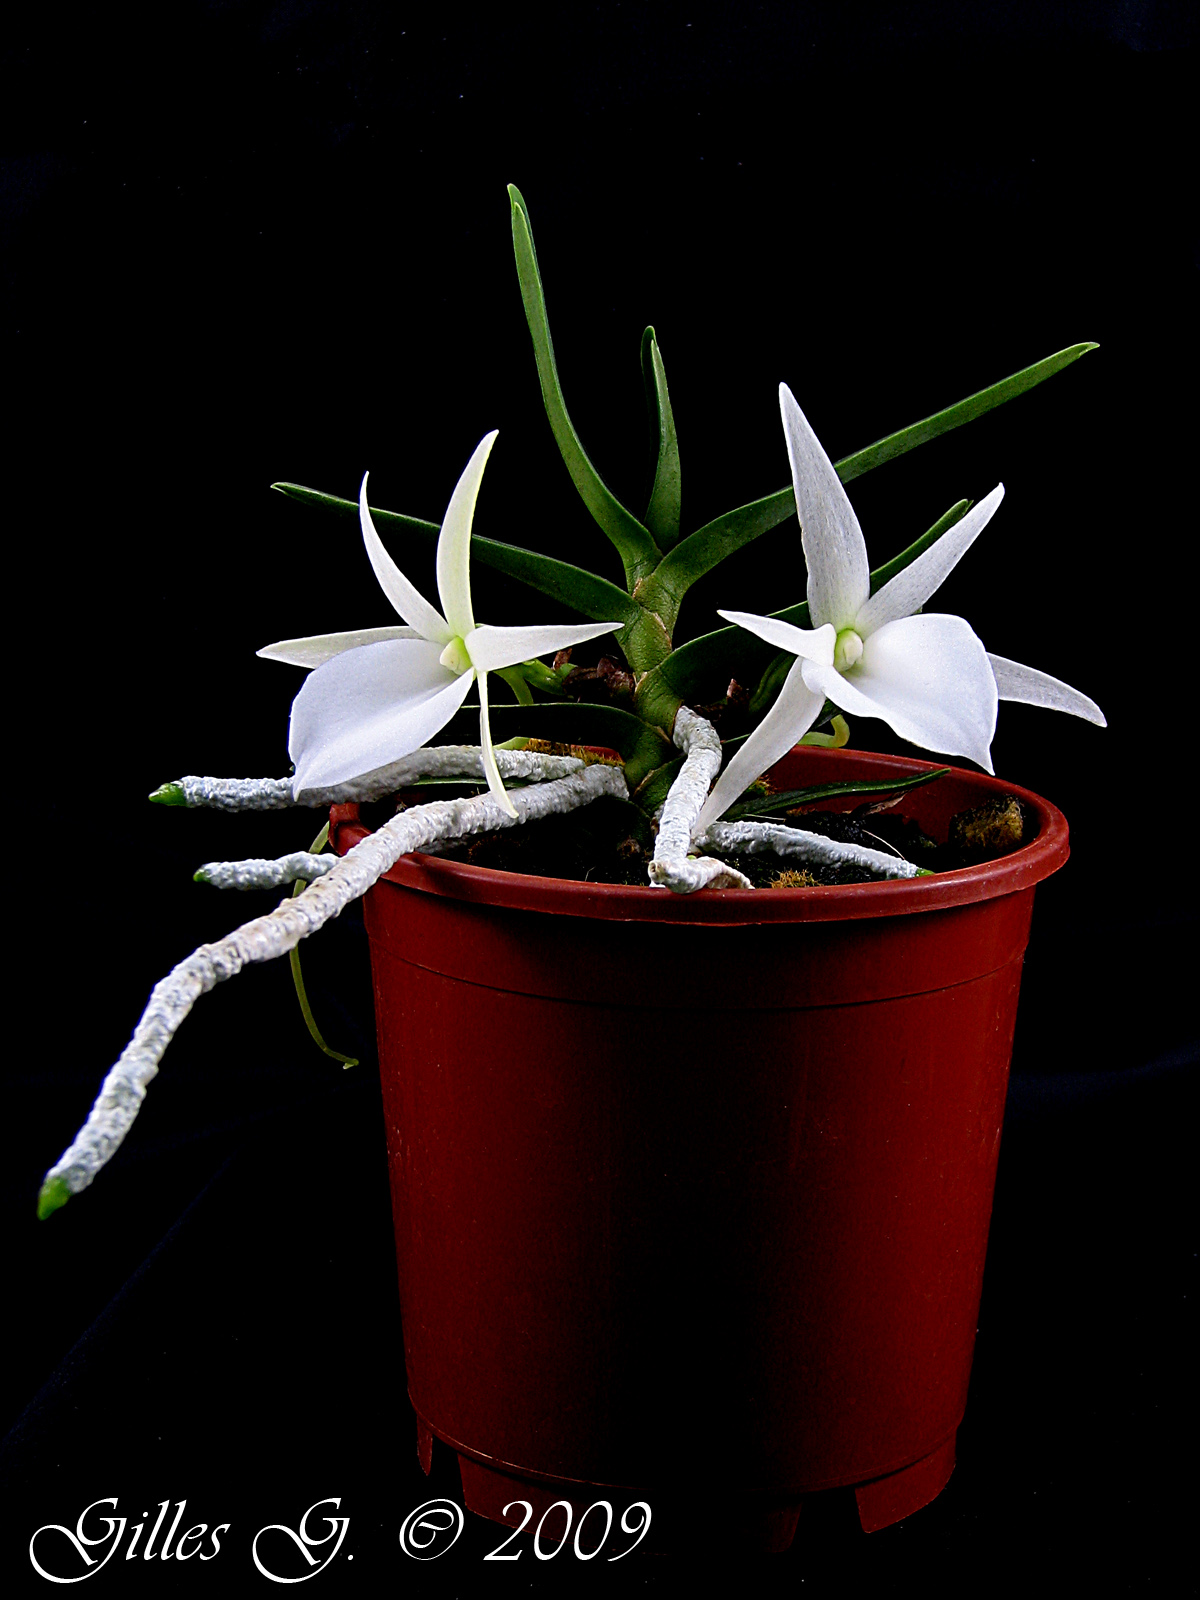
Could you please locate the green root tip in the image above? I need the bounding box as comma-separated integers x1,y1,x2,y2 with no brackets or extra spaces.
916,868,935,877
37,1177,71,1220
192,869,211,884
149,782,187,806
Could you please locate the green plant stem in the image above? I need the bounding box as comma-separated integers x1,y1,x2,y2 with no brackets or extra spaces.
496,667,535,706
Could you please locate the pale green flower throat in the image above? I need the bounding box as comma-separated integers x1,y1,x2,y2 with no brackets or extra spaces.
834,628,864,673
439,636,473,674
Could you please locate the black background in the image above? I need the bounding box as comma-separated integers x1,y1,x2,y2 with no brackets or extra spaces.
3,3,1195,1593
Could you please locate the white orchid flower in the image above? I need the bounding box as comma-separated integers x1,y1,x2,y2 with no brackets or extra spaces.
694,385,1105,834
258,432,624,816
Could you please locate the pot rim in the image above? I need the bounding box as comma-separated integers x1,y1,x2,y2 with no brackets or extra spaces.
330,747,1069,925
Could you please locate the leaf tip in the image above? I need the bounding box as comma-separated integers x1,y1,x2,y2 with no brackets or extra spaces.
37,1176,71,1220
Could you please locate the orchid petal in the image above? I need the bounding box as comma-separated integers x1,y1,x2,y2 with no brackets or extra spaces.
437,431,496,638
257,625,419,669
476,670,518,818
779,384,870,630
465,619,626,674
988,653,1107,726
716,610,836,667
359,474,451,643
692,657,826,836
855,484,1006,636
801,613,998,773
289,638,473,794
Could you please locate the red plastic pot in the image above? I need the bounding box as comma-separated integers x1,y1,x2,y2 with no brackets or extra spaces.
330,747,1069,1551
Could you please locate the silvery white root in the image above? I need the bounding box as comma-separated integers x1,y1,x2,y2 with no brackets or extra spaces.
297,746,586,804
153,775,296,810
40,763,627,1214
698,819,923,880
195,852,340,891
154,747,586,811
648,707,753,893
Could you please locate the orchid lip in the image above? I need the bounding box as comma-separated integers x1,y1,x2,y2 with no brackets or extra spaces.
439,636,473,675
834,628,863,672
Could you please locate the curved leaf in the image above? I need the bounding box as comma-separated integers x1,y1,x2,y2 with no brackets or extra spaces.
638,485,794,625
274,481,440,538
720,768,949,825
508,185,661,588
271,483,640,628
835,342,1098,483
635,342,1097,610
640,327,682,549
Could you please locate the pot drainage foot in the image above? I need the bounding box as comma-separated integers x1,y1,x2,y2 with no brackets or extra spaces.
456,1456,651,1556
449,1440,954,1550
854,1432,956,1532
455,1454,807,1554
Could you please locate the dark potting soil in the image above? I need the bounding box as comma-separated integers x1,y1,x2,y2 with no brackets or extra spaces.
358,788,1032,889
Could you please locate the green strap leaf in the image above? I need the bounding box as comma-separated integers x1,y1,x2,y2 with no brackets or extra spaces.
271,483,640,629
274,481,440,537
638,486,794,625
508,185,662,589
836,342,1098,484
634,342,1097,612
640,327,682,550
464,535,639,630
720,768,949,825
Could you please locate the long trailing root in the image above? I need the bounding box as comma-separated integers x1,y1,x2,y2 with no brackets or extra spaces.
150,746,586,812
40,763,627,1217
698,819,925,880
648,708,753,893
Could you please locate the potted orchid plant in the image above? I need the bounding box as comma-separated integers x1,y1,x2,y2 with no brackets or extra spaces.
37,186,1105,1547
